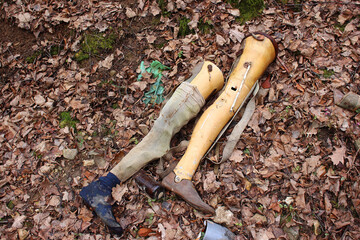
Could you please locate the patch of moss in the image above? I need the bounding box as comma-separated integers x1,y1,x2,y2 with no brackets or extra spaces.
276,0,303,11
32,151,43,160
153,37,167,49
151,15,162,26
24,220,34,229
293,50,302,56
177,50,183,58
228,0,265,24
323,69,334,78
157,0,171,17
59,111,79,130
74,32,116,62
154,42,166,49
334,23,346,32
198,18,213,34
50,45,61,56
7,200,15,210
111,103,119,109
178,17,194,38
99,79,114,87
26,44,63,63
26,50,42,63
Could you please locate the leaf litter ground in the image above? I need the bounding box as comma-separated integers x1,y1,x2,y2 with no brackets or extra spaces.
1,0,360,239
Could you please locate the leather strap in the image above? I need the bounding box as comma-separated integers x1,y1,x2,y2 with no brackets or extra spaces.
203,81,259,164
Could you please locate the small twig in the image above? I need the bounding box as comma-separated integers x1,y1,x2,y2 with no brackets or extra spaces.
351,61,360,81
0,219,9,224
284,1,360,6
177,216,196,239
348,148,360,175
341,225,350,240
314,212,327,233
44,173,64,209
272,0,286,16
276,55,292,77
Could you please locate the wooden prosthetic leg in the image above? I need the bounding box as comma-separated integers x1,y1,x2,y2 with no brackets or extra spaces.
162,33,278,214
110,61,224,181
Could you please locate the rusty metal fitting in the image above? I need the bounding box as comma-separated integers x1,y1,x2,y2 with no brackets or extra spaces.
247,32,279,58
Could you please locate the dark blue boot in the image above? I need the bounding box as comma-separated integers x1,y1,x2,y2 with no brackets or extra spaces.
80,172,123,235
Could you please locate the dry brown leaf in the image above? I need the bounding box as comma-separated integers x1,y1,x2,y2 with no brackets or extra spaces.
269,202,281,212
216,34,226,46
18,229,29,240
203,172,221,193
250,214,267,225
98,54,114,69
129,81,148,92
138,227,153,237
330,145,346,165
227,9,240,17
112,184,129,202
295,188,306,209
146,35,157,44
48,195,60,207
229,149,244,163
34,94,46,106
150,2,161,15
214,206,234,225
12,214,27,229
302,155,321,174
77,207,93,222
126,8,137,18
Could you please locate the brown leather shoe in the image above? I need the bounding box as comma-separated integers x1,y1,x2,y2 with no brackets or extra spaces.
162,172,215,214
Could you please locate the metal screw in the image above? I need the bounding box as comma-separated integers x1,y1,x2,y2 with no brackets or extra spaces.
174,175,181,183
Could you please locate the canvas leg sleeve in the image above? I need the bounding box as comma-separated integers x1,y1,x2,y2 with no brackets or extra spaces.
110,82,205,181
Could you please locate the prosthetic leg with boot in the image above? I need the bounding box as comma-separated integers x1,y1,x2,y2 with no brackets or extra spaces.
162,33,278,214
80,61,224,234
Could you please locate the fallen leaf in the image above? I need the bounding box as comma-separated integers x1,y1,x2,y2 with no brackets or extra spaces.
250,214,267,225
203,172,221,193
12,215,26,229
302,155,321,174
324,193,332,214
295,188,306,209
158,223,166,239
330,145,346,165
314,220,321,235
146,35,157,44
15,12,34,29
129,81,148,92
78,207,93,222
150,2,161,15
18,229,29,240
216,34,226,46
99,54,114,69
269,202,281,212
138,227,152,237
229,149,244,163
214,206,234,225
112,184,128,202
126,8,137,18
48,195,60,207
228,9,240,16
34,94,46,106
63,148,78,160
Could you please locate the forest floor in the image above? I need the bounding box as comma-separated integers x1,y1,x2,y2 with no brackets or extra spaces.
1,0,360,239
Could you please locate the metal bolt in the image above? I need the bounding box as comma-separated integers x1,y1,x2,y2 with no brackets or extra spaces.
174,175,181,183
